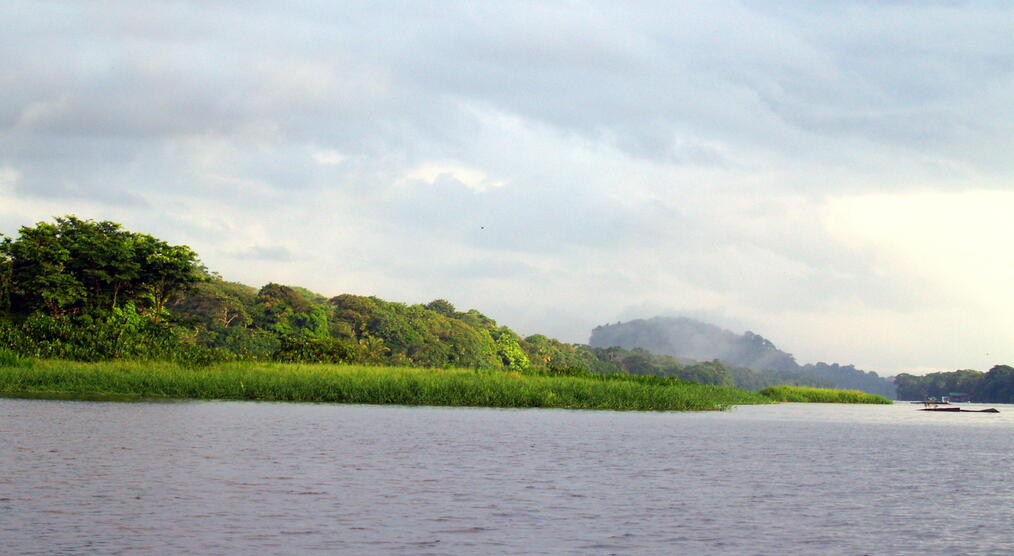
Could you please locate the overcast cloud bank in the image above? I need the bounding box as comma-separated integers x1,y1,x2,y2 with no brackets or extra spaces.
2,1,1012,374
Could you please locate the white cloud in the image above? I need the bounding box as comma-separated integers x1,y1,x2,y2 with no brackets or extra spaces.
824,189,1014,311
1,1,1012,374
311,149,347,166
0,165,20,191
400,163,506,192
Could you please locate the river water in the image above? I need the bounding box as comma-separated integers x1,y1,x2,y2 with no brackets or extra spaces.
2,398,1012,555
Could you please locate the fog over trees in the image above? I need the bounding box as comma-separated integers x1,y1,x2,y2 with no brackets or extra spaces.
590,317,897,398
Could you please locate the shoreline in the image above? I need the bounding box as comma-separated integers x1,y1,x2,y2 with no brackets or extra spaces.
0,360,891,410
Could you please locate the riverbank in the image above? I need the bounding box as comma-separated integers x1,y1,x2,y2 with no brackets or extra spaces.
759,385,892,404
0,360,775,411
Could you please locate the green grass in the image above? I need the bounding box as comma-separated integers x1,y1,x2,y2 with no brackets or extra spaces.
0,360,774,411
0,347,33,368
759,385,892,404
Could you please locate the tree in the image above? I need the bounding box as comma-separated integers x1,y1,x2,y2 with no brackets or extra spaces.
1,216,204,321
491,326,529,371
425,299,456,317
251,283,330,339
55,216,141,310
172,281,253,329
976,365,1014,403
134,235,203,324
2,220,86,316
0,238,11,315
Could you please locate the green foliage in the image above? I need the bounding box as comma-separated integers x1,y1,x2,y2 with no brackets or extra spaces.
288,286,330,306
0,347,32,368
425,298,456,317
0,215,934,401
675,360,735,386
492,327,529,371
0,242,12,316
976,365,1014,403
252,283,329,338
327,294,501,369
0,309,223,367
0,360,773,411
172,281,253,330
520,335,611,373
895,365,1014,403
457,308,497,330
726,365,833,391
759,386,892,404
273,337,362,364
0,216,203,318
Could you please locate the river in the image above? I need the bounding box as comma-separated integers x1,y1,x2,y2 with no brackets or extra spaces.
2,398,1012,555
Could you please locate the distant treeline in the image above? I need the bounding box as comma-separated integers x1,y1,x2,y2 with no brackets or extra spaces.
590,317,898,398
0,216,821,390
894,366,1014,403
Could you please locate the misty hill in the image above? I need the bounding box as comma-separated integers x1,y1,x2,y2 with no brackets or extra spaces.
589,317,896,398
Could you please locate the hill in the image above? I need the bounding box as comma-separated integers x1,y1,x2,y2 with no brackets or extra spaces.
590,317,897,398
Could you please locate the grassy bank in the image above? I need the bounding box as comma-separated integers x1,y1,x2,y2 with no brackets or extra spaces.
0,359,774,411
759,385,892,404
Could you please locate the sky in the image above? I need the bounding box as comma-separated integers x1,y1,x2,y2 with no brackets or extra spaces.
1,1,1012,375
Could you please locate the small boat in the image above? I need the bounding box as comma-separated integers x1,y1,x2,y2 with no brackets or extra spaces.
919,407,999,413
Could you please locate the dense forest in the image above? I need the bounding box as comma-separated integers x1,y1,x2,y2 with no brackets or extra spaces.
894,366,1014,403
5,216,1009,399
0,216,829,390
590,317,897,398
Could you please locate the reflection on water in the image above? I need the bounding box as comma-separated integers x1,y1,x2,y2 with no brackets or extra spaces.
2,399,1013,555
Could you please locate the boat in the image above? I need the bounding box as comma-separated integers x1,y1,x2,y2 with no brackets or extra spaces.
912,397,950,407
919,407,999,413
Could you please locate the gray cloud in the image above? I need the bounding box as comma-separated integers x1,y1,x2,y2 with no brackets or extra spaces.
1,1,1012,373
227,245,297,263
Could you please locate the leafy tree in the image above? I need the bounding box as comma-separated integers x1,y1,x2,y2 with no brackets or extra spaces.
330,294,378,338
975,365,1014,403
327,294,501,368
491,326,529,371
894,369,997,401
3,220,86,316
676,360,735,386
172,281,252,330
425,299,456,317
1,216,203,320
274,336,362,363
457,308,497,330
134,235,203,323
253,283,328,338
0,239,13,316
621,354,655,375
56,216,141,310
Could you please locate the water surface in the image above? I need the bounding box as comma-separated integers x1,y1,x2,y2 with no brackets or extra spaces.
2,399,1012,554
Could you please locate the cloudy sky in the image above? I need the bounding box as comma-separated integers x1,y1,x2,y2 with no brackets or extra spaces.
2,1,1012,374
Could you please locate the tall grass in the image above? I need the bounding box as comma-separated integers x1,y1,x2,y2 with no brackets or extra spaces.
0,360,773,411
0,348,33,368
759,385,892,404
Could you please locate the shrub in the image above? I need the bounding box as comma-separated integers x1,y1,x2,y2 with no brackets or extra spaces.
759,385,891,404
273,336,363,364
0,347,32,367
